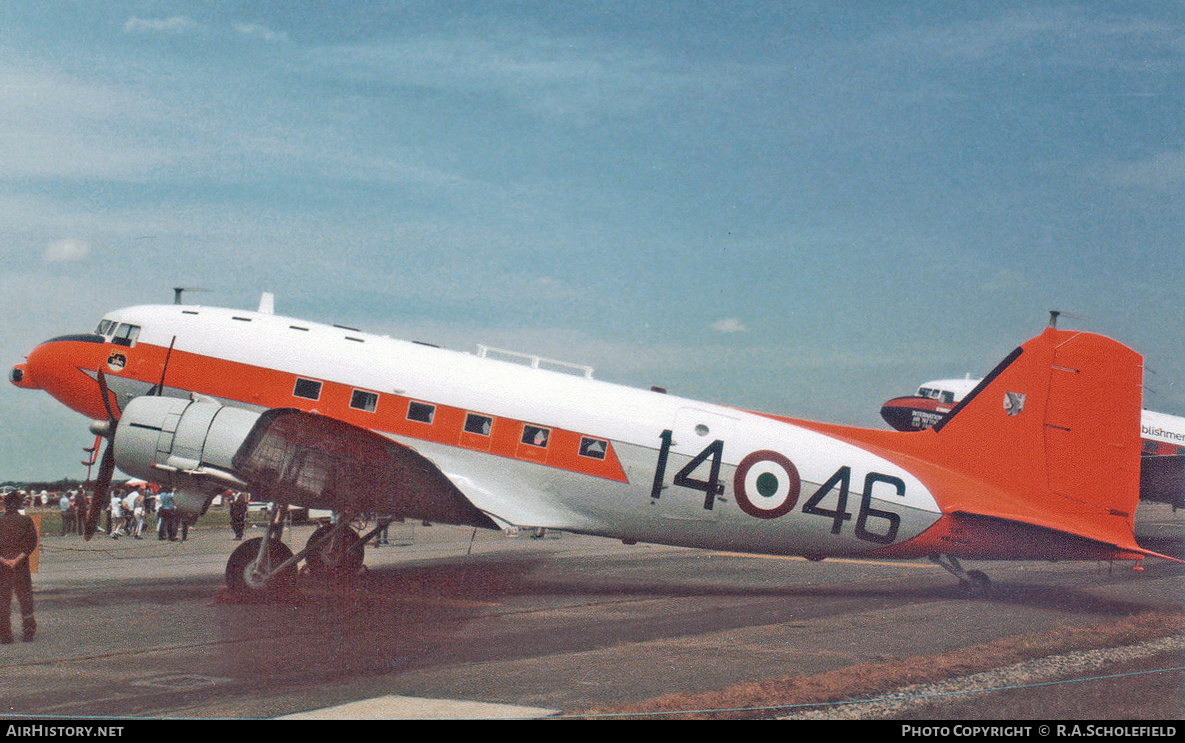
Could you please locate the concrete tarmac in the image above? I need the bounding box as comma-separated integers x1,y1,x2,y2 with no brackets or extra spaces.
0,503,1182,720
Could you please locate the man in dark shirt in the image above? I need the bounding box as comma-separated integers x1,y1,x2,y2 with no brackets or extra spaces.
0,490,38,643
229,491,248,540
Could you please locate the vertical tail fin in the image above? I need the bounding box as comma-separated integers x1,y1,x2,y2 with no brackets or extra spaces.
756,325,1152,559
926,327,1144,552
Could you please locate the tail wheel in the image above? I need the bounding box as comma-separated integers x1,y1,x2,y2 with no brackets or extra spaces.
226,537,295,595
965,569,991,596
303,524,365,576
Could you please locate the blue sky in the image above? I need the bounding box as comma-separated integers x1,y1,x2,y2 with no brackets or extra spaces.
3,2,1184,480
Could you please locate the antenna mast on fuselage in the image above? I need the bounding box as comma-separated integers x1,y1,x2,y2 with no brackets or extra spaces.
172,287,212,305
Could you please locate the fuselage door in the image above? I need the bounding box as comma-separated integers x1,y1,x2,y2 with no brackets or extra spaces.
650,407,738,523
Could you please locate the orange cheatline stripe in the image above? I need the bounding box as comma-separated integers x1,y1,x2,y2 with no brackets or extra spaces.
45,337,630,483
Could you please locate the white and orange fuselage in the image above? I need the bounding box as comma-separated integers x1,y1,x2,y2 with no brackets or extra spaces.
11,302,1155,565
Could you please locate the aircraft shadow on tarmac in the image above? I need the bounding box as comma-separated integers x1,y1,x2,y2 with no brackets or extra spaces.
229,552,1184,625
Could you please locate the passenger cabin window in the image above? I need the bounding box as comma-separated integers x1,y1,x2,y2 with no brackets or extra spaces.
464,413,492,436
407,401,435,424
350,390,378,412
580,437,608,460
293,378,322,400
522,425,550,448
111,323,140,347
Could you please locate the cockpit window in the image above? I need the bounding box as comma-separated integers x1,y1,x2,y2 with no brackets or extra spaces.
95,319,115,337
111,323,140,347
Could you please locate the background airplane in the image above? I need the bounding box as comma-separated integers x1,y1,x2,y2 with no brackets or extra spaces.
882,378,1185,508
10,296,1173,595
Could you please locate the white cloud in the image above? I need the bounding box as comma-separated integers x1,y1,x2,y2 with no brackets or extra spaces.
1104,149,1185,190
123,16,202,35
43,239,90,263
234,23,288,43
710,317,747,334
310,33,754,126
978,270,1033,294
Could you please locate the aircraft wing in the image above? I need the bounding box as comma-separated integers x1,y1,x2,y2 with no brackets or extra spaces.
422,446,605,532
229,408,499,530
111,395,598,532
233,408,597,532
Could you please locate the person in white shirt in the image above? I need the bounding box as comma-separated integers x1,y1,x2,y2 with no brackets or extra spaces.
109,491,123,539
131,491,145,540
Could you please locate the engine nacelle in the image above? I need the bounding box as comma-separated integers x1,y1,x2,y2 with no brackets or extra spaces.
113,396,261,515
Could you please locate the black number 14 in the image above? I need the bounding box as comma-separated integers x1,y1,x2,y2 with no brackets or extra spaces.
650,430,724,510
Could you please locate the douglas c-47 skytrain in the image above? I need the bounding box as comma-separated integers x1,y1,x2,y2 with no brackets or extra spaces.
10,295,1176,595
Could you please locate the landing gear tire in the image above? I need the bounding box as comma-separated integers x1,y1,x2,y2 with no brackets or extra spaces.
964,569,991,596
303,524,364,576
929,555,992,597
226,537,296,596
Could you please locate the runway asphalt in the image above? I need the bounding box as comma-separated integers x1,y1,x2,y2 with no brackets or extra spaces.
0,502,1181,720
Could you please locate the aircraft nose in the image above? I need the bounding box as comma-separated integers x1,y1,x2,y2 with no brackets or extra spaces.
12,335,114,419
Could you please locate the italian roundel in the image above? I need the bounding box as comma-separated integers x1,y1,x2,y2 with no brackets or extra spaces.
733,450,801,519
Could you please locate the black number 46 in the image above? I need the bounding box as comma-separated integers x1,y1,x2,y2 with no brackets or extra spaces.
801,466,904,544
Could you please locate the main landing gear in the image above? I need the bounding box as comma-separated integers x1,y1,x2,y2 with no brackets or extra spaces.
224,505,397,597
929,554,991,596
225,503,297,596
302,522,365,576
226,536,296,595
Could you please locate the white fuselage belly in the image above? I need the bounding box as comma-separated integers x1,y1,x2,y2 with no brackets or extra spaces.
104,305,943,557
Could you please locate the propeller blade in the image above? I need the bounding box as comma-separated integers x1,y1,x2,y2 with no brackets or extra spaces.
86,369,123,539
96,370,121,421
85,440,116,541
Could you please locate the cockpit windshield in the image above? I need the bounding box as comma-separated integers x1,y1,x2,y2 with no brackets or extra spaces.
94,319,141,347
113,323,140,346
916,386,957,403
